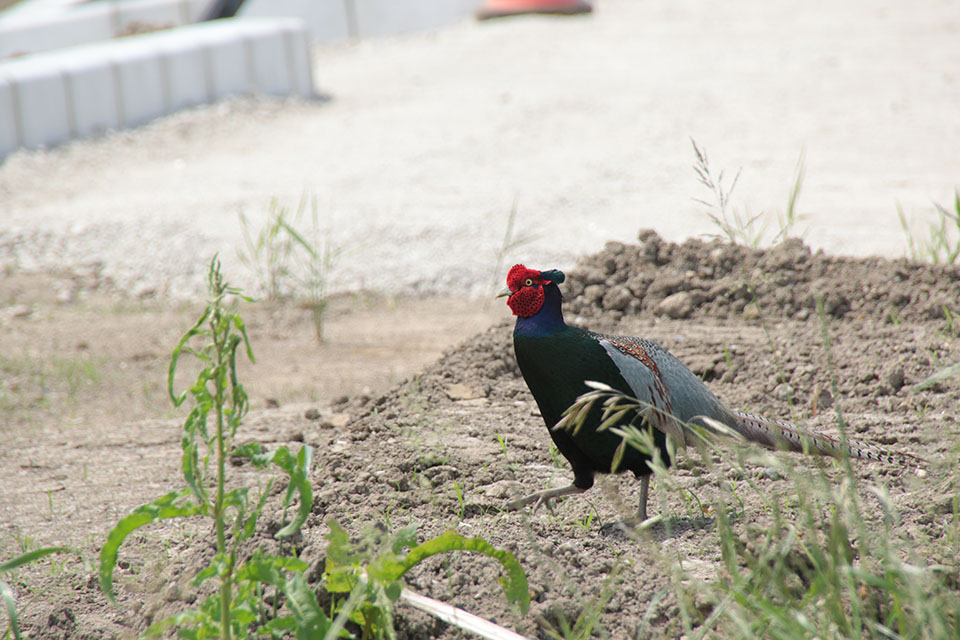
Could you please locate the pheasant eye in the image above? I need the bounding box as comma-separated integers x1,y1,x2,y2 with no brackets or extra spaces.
524,278,534,286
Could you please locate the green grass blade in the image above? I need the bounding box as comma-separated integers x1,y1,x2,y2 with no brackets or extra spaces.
0,547,71,573
1,581,21,640
324,578,369,640
397,531,530,615
239,479,273,543
597,408,632,432
610,438,628,473
179,438,207,504
99,489,202,603
913,362,960,391
278,219,319,261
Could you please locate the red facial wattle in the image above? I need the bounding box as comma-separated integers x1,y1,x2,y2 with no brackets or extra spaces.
505,264,552,318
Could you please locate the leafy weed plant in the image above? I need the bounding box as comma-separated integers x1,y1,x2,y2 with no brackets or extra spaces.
322,521,529,639
99,257,314,639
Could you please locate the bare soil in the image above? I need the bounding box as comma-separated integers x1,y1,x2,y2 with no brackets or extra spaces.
2,232,959,639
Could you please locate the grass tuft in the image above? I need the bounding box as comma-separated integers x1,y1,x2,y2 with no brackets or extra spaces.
237,195,343,342
898,189,960,265
0,352,104,428
692,139,806,248
487,198,539,304
560,376,957,638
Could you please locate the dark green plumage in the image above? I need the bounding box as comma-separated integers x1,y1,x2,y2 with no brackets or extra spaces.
514,326,670,490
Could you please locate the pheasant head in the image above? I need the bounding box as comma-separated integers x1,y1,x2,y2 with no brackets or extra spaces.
502,264,566,318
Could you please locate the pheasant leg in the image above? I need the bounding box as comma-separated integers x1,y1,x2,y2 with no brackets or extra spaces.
504,484,585,515
636,474,649,523
597,475,652,534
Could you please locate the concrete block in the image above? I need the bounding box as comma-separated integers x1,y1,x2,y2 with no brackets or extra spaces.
0,11,113,60
113,42,167,127
244,18,314,97
1,57,71,149
240,0,350,43
284,23,314,97
62,48,121,137
183,0,216,22
0,77,19,154
352,0,476,38
247,24,293,95
0,17,314,159
203,29,251,97
158,36,211,110
0,0,212,60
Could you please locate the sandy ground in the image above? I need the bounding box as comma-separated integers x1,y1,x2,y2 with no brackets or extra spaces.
2,0,959,300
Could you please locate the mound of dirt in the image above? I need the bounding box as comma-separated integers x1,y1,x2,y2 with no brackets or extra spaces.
345,229,960,422
563,230,960,326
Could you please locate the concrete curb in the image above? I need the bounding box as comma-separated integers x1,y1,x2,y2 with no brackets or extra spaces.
0,17,313,159
240,0,479,42
0,0,212,60
0,0,483,161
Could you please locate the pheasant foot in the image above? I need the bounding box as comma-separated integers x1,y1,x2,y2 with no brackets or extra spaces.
504,484,585,515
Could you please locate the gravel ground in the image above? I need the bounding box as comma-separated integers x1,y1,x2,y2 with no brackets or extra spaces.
1,0,959,300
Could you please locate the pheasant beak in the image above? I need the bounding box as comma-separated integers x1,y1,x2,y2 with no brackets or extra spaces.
496,287,513,298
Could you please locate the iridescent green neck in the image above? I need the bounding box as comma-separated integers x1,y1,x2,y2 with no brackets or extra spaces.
514,283,566,337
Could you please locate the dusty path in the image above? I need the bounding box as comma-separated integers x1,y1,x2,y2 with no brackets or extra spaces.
2,0,959,300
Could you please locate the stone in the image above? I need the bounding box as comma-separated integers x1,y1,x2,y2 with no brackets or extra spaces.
602,285,633,311
886,366,905,392
445,383,485,401
657,291,695,319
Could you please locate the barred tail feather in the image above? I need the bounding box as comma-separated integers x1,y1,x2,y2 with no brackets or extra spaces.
730,410,923,465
